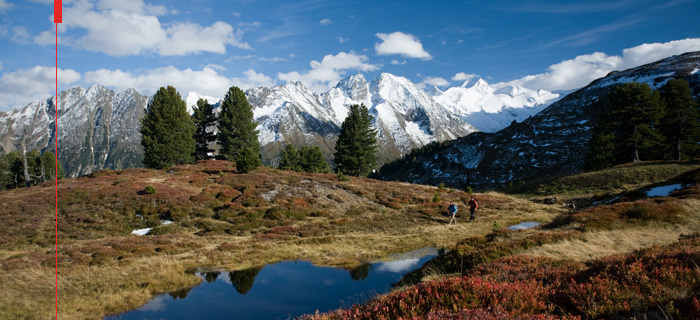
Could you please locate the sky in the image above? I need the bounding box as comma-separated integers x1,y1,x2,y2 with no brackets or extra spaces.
0,0,699,111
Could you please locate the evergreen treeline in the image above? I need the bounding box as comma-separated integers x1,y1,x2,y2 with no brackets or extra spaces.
585,80,700,170
278,144,330,173
0,150,64,190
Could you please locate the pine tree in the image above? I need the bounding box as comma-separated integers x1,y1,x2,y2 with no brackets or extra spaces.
607,82,666,163
217,86,261,173
334,104,378,177
279,144,301,171
192,98,217,160
40,151,64,181
140,86,196,169
659,79,700,160
299,146,330,173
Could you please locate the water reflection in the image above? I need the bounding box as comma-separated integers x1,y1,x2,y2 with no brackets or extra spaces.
107,249,436,320
229,266,263,295
348,263,373,281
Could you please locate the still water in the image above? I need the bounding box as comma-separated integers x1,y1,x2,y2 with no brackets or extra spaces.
106,248,436,320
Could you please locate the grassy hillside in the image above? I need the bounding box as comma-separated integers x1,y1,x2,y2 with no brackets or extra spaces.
0,160,563,320
0,160,697,319
308,165,700,319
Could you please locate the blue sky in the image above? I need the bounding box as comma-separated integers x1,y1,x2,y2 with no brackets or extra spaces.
0,0,699,111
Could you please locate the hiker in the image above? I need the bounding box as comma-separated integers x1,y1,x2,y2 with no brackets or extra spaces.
447,202,458,225
467,197,478,222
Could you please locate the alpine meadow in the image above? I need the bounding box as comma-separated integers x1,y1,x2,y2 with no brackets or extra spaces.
1,1,700,319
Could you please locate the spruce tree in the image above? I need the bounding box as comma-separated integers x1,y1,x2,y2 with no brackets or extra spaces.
40,151,64,181
334,104,378,177
299,146,330,173
659,79,700,160
607,82,665,163
279,144,301,171
217,86,261,173
192,98,217,160
140,86,196,169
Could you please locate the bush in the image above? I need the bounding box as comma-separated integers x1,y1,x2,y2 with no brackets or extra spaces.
144,185,157,194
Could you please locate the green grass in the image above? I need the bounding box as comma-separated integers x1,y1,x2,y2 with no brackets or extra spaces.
502,161,700,197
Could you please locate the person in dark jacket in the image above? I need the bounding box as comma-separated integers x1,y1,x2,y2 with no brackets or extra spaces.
467,197,478,222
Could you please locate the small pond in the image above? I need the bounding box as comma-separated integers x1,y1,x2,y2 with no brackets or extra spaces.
105,248,436,320
508,221,540,230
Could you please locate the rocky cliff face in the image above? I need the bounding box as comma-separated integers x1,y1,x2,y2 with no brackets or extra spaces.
374,51,700,190
0,85,148,177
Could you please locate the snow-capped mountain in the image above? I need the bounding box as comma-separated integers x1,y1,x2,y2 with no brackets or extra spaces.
375,51,700,189
0,85,147,177
433,79,560,132
0,71,573,177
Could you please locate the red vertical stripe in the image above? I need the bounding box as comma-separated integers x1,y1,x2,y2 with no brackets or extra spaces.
54,0,62,23
55,21,59,320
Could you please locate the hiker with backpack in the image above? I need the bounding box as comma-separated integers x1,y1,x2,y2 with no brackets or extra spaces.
447,202,458,225
468,197,478,222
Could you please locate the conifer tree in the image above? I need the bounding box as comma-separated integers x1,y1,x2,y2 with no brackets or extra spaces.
334,104,378,177
279,144,301,171
299,146,330,173
607,82,665,163
140,86,196,169
659,79,700,160
192,98,217,160
217,86,261,173
40,151,64,181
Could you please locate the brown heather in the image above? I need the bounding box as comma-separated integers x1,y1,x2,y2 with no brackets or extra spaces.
0,161,698,319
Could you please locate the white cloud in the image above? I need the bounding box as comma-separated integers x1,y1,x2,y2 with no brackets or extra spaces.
391,60,407,65
337,36,349,43
232,12,241,17
233,69,275,89
320,19,332,26
82,66,234,99
0,0,13,12
0,61,3,71
375,32,432,60
0,66,81,111
452,72,478,82
278,51,379,92
159,22,250,55
33,0,249,56
417,76,450,90
11,27,32,45
504,38,700,91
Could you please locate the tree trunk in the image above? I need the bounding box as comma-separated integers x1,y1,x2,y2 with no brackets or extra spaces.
677,137,682,161
633,147,640,162
21,145,30,188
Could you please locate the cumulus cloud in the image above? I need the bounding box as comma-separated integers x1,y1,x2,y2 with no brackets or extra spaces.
391,60,407,65
0,66,81,111
375,32,432,60
233,69,276,89
337,36,349,43
33,0,249,56
320,19,332,26
417,76,450,90
503,38,700,91
83,66,232,98
278,51,379,92
452,72,478,82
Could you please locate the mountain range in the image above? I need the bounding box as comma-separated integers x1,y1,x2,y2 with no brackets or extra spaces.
374,51,700,189
0,71,558,177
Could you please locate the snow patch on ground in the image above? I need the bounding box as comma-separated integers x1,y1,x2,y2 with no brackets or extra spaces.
646,184,684,197
131,220,174,236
